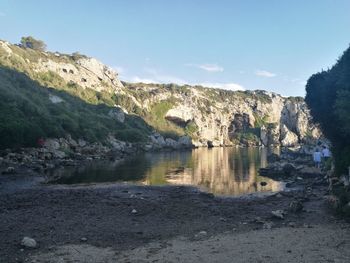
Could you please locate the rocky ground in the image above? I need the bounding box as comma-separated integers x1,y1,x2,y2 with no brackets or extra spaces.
0,161,350,262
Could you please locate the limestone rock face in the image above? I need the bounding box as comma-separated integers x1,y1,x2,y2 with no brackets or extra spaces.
280,124,299,147
0,40,124,93
158,90,320,147
0,40,321,149
76,57,123,88
165,106,194,125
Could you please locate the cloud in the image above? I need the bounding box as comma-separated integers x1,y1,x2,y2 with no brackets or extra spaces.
197,82,244,91
128,76,158,84
122,68,187,85
255,70,276,78
186,63,224,72
142,68,187,84
120,67,244,91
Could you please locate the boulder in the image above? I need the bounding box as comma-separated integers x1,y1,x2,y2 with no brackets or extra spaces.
43,139,60,150
150,133,166,146
52,150,66,159
78,139,87,147
177,136,192,147
165,138,179,149
108,107,125,123
48,94,64,104
280,124,299,147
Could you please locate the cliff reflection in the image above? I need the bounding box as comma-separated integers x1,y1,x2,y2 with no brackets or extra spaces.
143,147,283,196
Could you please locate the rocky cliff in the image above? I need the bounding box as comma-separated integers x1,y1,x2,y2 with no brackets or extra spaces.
121,83,321,148
0,39,320,149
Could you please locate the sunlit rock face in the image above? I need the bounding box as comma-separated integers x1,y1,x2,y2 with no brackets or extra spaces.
0,40,124,93
0,40,319,148
155,90,320,147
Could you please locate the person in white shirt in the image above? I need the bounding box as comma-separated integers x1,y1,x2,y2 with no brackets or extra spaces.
313,148,322,169
322,146,331,160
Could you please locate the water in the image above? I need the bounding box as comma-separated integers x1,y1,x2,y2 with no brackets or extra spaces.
51,147,283,196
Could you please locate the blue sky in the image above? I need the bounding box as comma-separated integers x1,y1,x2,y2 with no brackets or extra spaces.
0,0,349,96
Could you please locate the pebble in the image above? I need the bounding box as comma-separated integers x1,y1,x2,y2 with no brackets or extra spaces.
198,231,207,236
21,237,37,248
263,222,273,229
271,210,285,219
131,209,137,214
80,237,87,242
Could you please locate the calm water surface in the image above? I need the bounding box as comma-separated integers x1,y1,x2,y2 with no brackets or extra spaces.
52,147,283,196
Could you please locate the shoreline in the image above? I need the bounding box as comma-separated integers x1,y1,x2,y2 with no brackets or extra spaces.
1,145,349,262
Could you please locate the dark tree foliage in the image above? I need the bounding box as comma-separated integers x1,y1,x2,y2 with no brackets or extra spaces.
20,36,47,51
305,45,350,175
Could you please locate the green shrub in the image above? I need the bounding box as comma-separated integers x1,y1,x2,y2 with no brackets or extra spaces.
20,36,46,51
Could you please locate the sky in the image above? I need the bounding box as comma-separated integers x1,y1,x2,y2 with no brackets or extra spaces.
0,0,350,96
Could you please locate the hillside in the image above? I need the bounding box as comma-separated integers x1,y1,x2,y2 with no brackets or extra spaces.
0,39,320,149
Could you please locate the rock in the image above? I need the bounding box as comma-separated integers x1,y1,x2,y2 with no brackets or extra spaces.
263,222,273,229
165,106,193,125
289,200,303,213
150,133,166,147
107,136,126,151
78,139,87,147
282,163,296,176
131,209,137,214
21,237,37,248
80,237,88,242
52,150,66,159
165,138,179,149
2,166,15,174
198,231,207,236
177,136,192,147
280,124,299,147
43,139,60,150
207,140,221,147
49,94,64,104
260,181,267,187
271,210,285,219
299,166,323,177
108,107,125,123
143,144,153,151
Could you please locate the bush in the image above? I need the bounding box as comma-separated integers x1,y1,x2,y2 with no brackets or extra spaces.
305,45,350,175
20,36,46,51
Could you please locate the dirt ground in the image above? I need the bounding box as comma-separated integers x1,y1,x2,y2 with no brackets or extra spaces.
0,173,349,262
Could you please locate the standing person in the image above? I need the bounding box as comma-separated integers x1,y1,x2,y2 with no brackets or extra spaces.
322,146,331,161
313,148,322,169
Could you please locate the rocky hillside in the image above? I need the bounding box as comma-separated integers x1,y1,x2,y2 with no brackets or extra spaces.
0,39,320,149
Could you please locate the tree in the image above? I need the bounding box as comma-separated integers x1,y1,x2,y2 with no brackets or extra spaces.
305,45,350,176
20,36,46,51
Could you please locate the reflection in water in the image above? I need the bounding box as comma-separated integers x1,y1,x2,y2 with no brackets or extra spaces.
52,147,283,196
142,147,282,196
